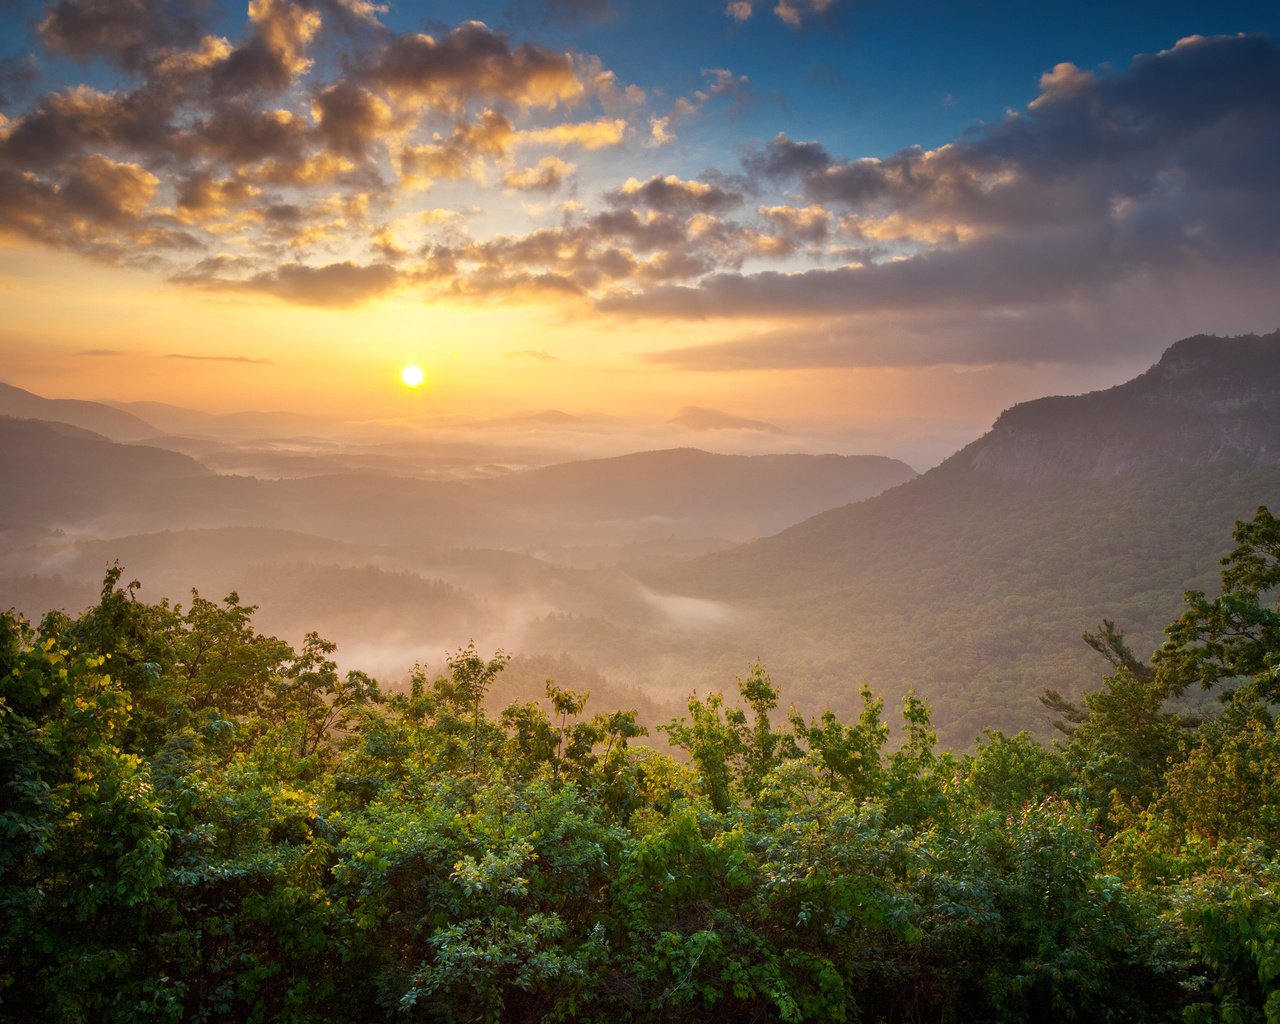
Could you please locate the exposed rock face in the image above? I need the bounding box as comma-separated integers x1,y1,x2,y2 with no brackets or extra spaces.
966,332,1280,482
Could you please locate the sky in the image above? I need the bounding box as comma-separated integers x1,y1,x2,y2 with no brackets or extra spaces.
1,0,1278,465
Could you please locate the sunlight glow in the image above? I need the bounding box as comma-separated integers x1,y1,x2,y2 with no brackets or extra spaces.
400,365,426,389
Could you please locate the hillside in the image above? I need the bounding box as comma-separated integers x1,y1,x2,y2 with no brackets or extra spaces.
644,332,1280,745
0,382,159,441
473,448,917,541
0,417,212,527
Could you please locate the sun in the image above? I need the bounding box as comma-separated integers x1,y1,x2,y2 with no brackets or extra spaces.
400,364,425,388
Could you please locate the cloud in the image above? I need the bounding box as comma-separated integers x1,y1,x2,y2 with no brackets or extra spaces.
397,111,515,188
515,117,627,149
0,154,189,259
0,8,616,272
607,174,743,214
639,309,1077,371
0,84,174,169
753,203,830,254
743,132,833,181
503,156,575,192
37,0,209,71
3,10,1277,359
610,32,1280,368
78,347,122,356
177,260,401,307
366,21,585,111
312,81,394,159
164,352,274,363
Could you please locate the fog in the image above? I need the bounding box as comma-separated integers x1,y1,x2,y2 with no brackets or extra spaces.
0,382,920,732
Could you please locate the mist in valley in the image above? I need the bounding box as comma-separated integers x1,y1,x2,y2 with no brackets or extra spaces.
0,382,924,735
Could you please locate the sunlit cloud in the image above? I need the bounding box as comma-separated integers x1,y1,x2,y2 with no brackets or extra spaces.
503,156,576,192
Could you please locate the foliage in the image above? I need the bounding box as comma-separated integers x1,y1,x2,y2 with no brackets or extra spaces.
4,505,1280,1021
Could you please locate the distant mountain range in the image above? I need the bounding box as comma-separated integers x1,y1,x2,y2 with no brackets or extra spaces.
0,413,916,549
3,332,1277,747
0,406,917,685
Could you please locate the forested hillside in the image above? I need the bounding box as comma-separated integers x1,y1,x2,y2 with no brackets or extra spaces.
3,508,1279,1023
648,333,1280,746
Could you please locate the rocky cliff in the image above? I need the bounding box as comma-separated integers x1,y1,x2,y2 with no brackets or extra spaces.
966,331,1280,482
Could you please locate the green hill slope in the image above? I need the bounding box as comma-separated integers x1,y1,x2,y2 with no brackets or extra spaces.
646,333,1280,746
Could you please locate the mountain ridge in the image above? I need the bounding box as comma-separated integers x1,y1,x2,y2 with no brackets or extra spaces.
967,330,1280,482
0,382,160,441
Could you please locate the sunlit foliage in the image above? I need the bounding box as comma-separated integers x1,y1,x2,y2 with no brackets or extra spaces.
3,505,1280,1021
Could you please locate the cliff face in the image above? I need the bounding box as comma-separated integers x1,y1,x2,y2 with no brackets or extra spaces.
965,331,1280,482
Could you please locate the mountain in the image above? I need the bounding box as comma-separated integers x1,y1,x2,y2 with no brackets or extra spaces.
474,448,917,541
0,420,915,702
969,332,1280,481
0,418,915,553
103,400,345,440
0,382,159,441
0,417,211,527
646,332,1280,746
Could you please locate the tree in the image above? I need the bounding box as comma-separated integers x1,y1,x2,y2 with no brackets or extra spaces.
1154,505,1280,701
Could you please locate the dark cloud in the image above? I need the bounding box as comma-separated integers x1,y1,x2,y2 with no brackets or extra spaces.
0,84,174,168
366,21,583,110
312,80,390,158
608,223,1134,319
209,0,321,98
244,260,399,306
742,132,832,181
766,34,1280,245
37,0,210,72
171,257,400,307
614,32,1280,368
77,347,121,355
173,172,257,215
60,152,157,224
605,174,743,214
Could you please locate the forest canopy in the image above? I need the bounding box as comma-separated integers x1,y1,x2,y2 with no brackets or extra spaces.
2,508,1280,1023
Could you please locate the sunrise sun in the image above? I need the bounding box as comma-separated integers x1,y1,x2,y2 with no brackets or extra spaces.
400,365,425,389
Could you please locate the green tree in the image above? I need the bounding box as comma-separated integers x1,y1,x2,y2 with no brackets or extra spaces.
1154,505,1280,701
